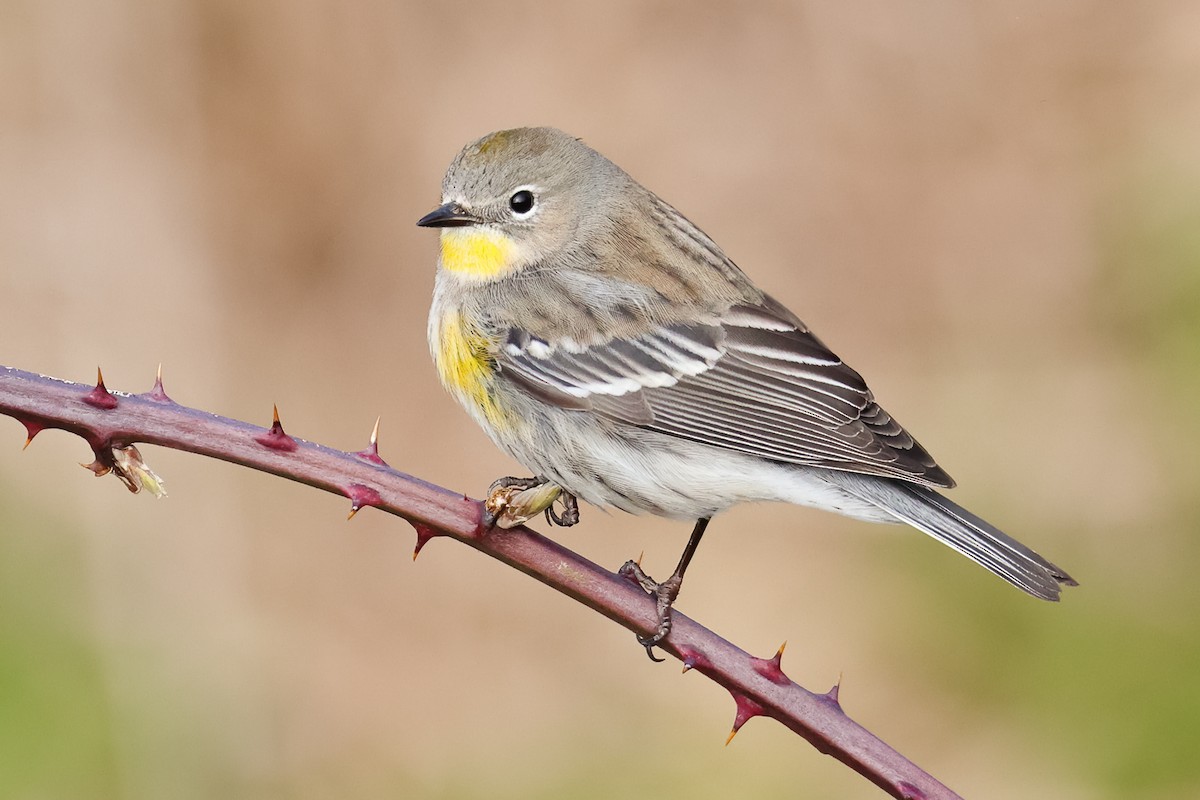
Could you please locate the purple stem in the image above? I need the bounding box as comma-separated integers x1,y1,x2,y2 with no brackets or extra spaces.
0,364,960,800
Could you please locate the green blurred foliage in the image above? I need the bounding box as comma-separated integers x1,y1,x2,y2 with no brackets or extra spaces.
0,501,120,798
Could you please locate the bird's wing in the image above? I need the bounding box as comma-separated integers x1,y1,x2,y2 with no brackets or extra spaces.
498,296,955,488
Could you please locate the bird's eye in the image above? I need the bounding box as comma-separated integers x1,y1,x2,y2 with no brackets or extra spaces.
509,189,536,217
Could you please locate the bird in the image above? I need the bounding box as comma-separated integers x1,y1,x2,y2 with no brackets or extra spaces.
418,127,1076,659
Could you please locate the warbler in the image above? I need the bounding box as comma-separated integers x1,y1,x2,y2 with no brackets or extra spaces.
419,127,1076,658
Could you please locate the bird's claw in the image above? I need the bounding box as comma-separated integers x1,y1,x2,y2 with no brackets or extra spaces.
545,491,580,527
620,561,684,661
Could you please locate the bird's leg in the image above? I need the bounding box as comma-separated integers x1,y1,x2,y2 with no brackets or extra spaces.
619,517,710,662
484,475,577,529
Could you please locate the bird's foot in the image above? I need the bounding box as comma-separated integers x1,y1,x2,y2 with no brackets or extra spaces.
617,518,710,663
619,559,684,663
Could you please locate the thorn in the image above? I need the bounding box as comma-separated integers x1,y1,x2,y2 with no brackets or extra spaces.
411,523,440,560
146,363,172,402
636,550,644,567
823,673,843,709
750,640,790,685
82,367,119,410
20,419,46,450
677,645,710,675
345,483,382,520
254,404,298,452
353,416,389,466
81,457,111,477
726,692,765,746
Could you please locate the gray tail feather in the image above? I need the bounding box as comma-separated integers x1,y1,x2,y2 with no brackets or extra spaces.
823,472,1078,600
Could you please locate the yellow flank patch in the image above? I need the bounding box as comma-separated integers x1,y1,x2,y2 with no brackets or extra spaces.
435,312,507,427
440,228,516,279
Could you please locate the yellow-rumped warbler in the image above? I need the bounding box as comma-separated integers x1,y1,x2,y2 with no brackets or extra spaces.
419,127,1075,658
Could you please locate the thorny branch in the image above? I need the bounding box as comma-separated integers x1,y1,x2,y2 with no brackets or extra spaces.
0,364,960,800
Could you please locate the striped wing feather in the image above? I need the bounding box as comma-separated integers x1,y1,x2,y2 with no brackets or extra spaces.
499,297,954,488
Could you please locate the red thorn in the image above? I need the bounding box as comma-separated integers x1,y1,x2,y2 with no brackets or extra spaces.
345,483,382,520
897,781,927,800
411,523,441,560
146,363,173,403
726,693,765,746
81,457,111,477
20,419,46,450
677,645,712,675
750,640,790,685
82,367,118,410
354,416,389,466
254,404,298,452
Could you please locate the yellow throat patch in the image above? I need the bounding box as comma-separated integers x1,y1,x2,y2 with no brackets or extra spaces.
439,228,516,280
435,312,506,427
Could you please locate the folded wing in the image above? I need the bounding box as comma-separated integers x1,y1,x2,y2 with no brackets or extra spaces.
499,296,954,488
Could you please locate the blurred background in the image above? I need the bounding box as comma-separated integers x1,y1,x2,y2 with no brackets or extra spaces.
1,1,1197,798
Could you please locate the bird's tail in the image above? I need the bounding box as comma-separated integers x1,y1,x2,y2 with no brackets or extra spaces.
822,471,1077,600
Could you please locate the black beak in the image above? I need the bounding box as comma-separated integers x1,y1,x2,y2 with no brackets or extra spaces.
416,202,481,228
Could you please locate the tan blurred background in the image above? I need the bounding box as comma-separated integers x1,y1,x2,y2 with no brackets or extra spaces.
2,1,1198,798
